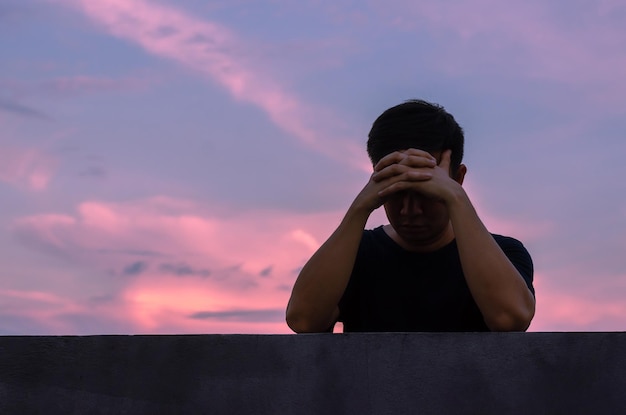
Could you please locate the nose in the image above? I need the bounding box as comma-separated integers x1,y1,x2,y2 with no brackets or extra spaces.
401,192,423,216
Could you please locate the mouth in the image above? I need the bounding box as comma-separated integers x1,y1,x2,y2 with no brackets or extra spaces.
400,222,427,227
400,224,428,232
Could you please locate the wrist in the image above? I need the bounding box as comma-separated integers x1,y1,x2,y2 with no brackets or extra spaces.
346,199,375,224
443,183,469,209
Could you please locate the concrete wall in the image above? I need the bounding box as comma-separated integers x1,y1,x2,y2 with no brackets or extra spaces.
1,333,625,414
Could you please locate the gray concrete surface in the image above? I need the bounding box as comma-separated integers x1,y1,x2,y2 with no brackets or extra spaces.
1,332,625,414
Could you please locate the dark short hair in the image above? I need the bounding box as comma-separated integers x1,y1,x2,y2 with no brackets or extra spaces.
367,99,464,174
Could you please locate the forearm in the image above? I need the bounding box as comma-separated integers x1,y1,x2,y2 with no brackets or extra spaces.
286,204,371,333
447,189,535,331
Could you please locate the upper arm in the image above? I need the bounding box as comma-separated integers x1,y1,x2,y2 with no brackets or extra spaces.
495,235,535,296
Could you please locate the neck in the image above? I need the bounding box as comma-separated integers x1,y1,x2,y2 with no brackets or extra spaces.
383,222,455,252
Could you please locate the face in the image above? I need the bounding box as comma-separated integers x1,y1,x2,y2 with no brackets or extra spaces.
381,149,464,249
383,190,451,248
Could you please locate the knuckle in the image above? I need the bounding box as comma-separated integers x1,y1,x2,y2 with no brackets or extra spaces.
388,165,402,174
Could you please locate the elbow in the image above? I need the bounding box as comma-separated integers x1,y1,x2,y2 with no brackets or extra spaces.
286,313,323,333
286,317,316,333
486,303,536,332
286,309,307,333
286,306,334,333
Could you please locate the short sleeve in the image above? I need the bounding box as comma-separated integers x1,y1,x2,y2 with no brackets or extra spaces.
493,234,535,296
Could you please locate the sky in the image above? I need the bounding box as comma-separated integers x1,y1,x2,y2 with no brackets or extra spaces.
1,0,625,334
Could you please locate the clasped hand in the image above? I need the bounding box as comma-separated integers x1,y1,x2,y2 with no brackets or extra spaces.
353,148,459,213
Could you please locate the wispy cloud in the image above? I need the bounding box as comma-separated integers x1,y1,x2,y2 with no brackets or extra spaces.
370,0,626,106
13,196,339,280
61,0,368,170
189,308,284,322
8,196,343,333
462,181,555,243
0,99,48,120
1,75,153,99
122,261,148,276
159,262,211,278
530,272,626,331
0,143,56,190
40,75,151,95
119,272,292,333
77,165,107,179
17,192,601,333
0,288,85,334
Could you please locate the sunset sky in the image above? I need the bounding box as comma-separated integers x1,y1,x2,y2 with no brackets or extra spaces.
2,0,625,334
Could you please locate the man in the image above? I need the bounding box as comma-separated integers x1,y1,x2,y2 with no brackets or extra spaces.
286,99,535,333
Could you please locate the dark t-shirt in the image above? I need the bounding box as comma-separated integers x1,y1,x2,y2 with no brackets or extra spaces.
338,226,534,332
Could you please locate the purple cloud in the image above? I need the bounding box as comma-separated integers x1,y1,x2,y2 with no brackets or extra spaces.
61,0,369,171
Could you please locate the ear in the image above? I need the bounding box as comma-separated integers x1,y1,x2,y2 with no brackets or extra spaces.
454,164,467,185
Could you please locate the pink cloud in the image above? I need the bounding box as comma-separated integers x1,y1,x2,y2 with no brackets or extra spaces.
530,272,626,331
462,181,555,243
62,0,369,171
120,274,291,334
0,143,56,190
457,182,626,332
10,196,344,333
10,193,624,333
0,288,85,334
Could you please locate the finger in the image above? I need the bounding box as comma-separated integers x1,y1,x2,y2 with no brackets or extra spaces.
373,154,435,182
373,151,406,172
377,180,414,198
402,148,437,160
372,163,433,182
374,149,437,172
377,179,443,202
397,154,437,169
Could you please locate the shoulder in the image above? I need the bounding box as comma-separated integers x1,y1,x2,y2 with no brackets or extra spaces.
362,225,387,244
491,234,526,248
491,233,535,293
491,233,530,258
490,233,532,262
357,226,395,256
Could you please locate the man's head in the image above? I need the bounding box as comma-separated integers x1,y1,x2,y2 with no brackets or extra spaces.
368,100,466,249
367,99,464,177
